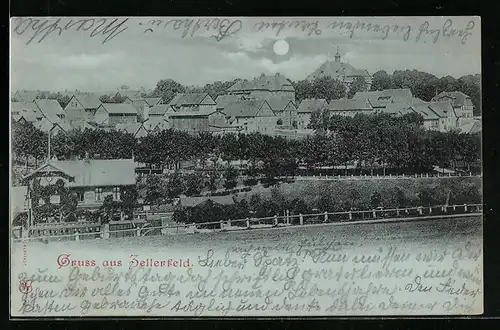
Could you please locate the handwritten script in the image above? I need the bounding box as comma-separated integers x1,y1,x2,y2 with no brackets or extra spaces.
11,233,482,316
11,17,477,45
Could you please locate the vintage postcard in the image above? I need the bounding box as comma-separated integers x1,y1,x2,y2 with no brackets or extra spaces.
10,16,482,317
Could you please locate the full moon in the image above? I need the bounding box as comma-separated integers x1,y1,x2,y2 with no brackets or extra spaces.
273,39,289,56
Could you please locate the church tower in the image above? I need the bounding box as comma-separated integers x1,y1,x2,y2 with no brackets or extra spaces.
334,46,341,63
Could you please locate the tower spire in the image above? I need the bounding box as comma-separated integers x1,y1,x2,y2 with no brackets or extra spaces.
335,46,341,63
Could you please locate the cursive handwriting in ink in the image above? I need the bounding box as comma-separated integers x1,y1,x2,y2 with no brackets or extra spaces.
141,18,242,41
12,17,130,45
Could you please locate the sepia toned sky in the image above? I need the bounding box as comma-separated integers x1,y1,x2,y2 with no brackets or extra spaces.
10,16,481,92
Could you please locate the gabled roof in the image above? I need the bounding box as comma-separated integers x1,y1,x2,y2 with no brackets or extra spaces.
34,99,64,123
116,90,142,99
148,104,171,116
170,93,215,106
227,73,295,92
264,96,296,111
224,99,272,118
24,159,136,187
11,101,39,114
100,103,137,115
432,91,474,108
143,118,168,131
143,97,162,106
410,101,455,120
14,90,42,102
33,117,55,132
328,98,373,111
73,93,102,109
353,89,413,108
215,94,243,109
297,98,328,113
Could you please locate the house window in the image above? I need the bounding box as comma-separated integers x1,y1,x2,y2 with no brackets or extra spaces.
113,187,121,201
77,192,84,202
95,188,103,201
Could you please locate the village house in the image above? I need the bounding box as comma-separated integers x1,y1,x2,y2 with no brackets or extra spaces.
34,99,66,123
408,101,458,132
11,102,43,123
327,98,375,117
296,98,328,129
64,93,102,124
224,99,277,135
215,94,244,112
225,73,296,100
307,49,372,90
432,91,475,125
352,88,414,110
13,90,43,102
143,104,172,131
264,96,297,128
169,93,217,113
168,109,227,134
94,103,138,125
22,158,137,210
33,117,72,136
124,97,163,122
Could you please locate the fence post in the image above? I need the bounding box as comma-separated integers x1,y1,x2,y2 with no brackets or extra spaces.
464,204,468,212
429,207,432,214
274,215,278,226
418,206,423,215
453,205,456,211
74,231,79,241
102,223,110,239
426,173,429,178
299,214,303,225
246,218,250,229
444,205,448,213
323,211,328,222
372,209,376,218
220,220,224,230
286,210,290,225
136,227,141,237
396,208,400,216
348,211,353,220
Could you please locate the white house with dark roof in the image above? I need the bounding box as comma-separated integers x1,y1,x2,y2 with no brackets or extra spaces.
94,103,138,125
296,98,328,129
23,158,136,209
409,101,458,132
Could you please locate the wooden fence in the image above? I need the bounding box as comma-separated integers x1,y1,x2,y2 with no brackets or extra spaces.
12,203,483,243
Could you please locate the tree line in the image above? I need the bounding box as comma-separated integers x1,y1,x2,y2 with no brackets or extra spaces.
12,113,481,179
